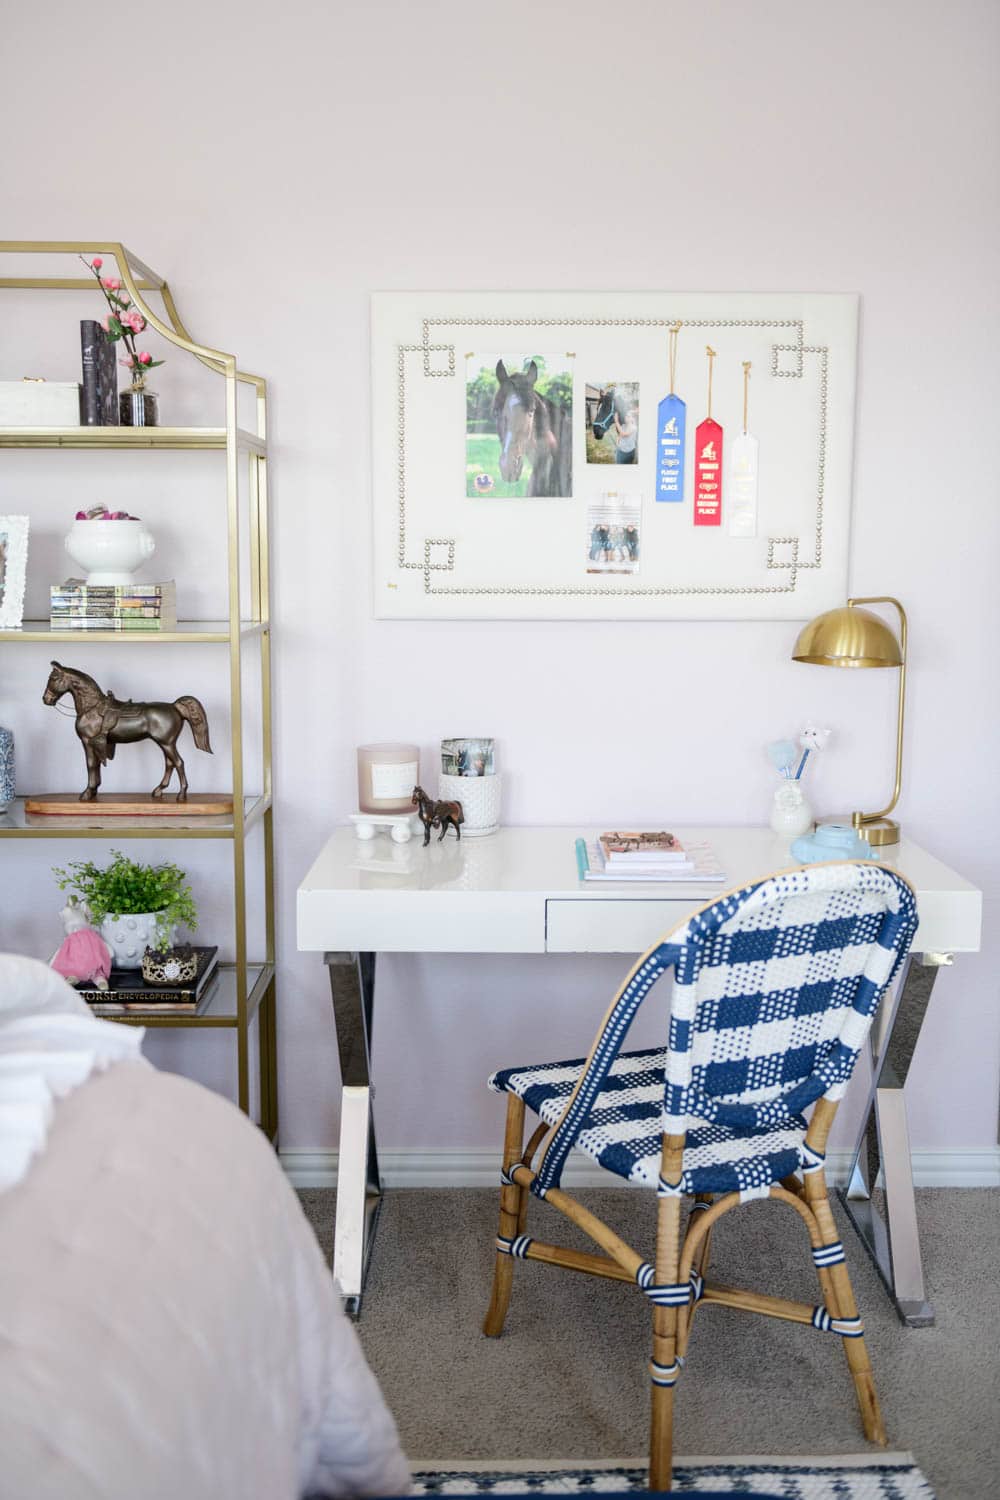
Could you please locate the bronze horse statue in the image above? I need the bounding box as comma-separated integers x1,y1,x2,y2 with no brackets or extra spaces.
493,359,571,496
42,661,212,802
412,784,464,846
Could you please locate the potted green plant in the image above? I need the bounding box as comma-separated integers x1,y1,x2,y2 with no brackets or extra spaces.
53,850,197,969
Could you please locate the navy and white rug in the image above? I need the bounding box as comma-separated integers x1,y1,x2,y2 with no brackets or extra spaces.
410,1454,935,1498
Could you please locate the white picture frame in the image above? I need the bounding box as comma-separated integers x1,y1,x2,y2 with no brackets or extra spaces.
371,291,859,621
0,515,30,629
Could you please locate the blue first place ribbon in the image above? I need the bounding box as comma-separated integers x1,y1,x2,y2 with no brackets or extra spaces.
656,392,686,502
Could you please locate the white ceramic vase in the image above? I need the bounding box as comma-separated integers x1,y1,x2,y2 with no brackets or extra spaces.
769,781,814,838
65,518,156,586
100,910,174,968
439,772,501,837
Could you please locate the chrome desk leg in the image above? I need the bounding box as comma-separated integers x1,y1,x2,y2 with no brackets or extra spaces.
325,951,381,1318
839,952,952,1328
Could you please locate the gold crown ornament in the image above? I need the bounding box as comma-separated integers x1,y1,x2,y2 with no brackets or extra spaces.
141,945,198,986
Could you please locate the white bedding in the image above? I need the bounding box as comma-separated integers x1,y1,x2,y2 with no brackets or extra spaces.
0,960,410,1500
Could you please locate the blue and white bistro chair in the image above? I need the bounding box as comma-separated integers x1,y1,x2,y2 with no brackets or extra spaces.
483,862,918,1491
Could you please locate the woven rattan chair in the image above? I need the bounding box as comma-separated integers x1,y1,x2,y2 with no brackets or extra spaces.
482,861,918,1491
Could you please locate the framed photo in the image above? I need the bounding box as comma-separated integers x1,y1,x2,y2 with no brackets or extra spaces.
0,516,29,629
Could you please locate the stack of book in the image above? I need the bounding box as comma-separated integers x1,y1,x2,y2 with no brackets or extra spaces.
577,831,725,883
83,946,220,1016
50,579,177,631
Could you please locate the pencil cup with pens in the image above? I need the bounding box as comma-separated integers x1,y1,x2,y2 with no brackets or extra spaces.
766,727,831,837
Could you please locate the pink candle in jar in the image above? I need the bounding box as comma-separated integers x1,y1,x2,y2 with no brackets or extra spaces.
357,743,420,814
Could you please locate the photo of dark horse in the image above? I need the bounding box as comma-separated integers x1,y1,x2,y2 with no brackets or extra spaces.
466,354,573,498
591,386,621,439
491,359,571,497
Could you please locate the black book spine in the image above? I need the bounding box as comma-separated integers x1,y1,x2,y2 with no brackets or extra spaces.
97,326,119,425
80,320,101,425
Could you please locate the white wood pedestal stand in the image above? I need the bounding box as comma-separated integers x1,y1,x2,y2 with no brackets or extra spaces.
349,812,420,843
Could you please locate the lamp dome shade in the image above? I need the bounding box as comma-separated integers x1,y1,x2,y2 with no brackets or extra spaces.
792,606,903,668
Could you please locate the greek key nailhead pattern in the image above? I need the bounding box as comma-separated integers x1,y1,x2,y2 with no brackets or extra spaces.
392,317,831,599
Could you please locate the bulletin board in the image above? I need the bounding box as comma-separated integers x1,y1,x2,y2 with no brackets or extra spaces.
371,291,858,620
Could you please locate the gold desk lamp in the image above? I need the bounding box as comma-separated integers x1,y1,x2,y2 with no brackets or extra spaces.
791,596,906,847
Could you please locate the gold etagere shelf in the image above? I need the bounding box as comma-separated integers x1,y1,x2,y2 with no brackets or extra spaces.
0,241,277,1140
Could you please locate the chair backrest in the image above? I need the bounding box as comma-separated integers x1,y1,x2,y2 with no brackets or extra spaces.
534,861,917,1194
661,862,917,1132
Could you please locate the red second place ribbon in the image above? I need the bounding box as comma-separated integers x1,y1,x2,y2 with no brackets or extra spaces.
694,418,723,526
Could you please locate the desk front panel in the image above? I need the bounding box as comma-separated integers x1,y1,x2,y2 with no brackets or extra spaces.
545,897,697,953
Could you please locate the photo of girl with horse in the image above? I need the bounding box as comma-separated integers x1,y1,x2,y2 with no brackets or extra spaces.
466,354,573,498
585,380,639,464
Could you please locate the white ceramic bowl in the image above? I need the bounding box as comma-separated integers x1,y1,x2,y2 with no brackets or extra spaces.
65,518,156,585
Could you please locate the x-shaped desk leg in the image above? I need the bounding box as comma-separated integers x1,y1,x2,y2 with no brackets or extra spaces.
839,951,952,1328
325,951,381,1318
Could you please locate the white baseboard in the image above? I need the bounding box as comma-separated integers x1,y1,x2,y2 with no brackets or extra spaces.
281,1145,1000,1191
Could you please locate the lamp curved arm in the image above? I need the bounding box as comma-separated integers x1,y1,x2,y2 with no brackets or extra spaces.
848,596,907,825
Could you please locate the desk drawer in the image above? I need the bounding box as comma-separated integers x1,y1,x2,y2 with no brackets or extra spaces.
546,898,697,953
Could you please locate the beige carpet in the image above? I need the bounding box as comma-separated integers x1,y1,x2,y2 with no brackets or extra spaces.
298,1186,1000,1500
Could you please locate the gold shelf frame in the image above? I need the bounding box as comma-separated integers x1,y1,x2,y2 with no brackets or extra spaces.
0,241,276,1140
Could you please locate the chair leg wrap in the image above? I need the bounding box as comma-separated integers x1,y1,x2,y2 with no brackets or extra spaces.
496,1234,533,1259
649,1357,684,1387
636,1263,705,1306
812,1305,864,1336
811,1240,847,1267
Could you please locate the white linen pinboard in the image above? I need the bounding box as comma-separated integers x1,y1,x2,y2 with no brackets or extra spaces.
371,291,857,620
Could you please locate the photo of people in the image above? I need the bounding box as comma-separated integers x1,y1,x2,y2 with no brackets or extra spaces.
466,354,573,498
585,381,639,465
441,737,495,777
586,493,641,575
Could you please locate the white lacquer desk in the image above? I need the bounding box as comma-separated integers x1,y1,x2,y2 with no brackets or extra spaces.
296,825,982,1323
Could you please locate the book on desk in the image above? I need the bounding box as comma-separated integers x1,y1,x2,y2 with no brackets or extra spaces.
576,835,725,883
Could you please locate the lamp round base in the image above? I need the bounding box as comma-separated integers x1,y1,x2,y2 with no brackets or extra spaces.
827,814,900,848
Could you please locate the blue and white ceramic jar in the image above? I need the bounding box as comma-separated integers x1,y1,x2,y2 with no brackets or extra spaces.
0,726,14,813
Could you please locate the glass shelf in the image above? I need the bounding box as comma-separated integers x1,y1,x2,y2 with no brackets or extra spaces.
0,621,269,644
89,962,274,1028
0,426,265,453
0,793,271,838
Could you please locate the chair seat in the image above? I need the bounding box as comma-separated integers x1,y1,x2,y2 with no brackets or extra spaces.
490,1046,808,1198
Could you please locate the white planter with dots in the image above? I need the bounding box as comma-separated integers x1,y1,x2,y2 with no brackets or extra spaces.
439,772,502,837
100,911,173,968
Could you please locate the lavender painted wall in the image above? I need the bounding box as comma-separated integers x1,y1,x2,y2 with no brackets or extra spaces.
1,0,997,1154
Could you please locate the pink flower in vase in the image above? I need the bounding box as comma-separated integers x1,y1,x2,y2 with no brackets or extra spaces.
137,351,152,366
101,277,122,292
123,310,145,334
119,355,135,369
91,256,103,269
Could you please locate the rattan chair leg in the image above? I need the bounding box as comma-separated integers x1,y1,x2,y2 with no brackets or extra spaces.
483,1094,526,1338
649,1142,685,1491
806,1170,886,1445
649,1301,678,1493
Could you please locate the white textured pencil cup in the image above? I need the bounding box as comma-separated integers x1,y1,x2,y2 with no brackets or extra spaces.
439,772,501,836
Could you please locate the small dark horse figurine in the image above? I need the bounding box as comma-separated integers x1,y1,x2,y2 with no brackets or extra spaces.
42,660,213,802
493,359,571,497
412,784,464,846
